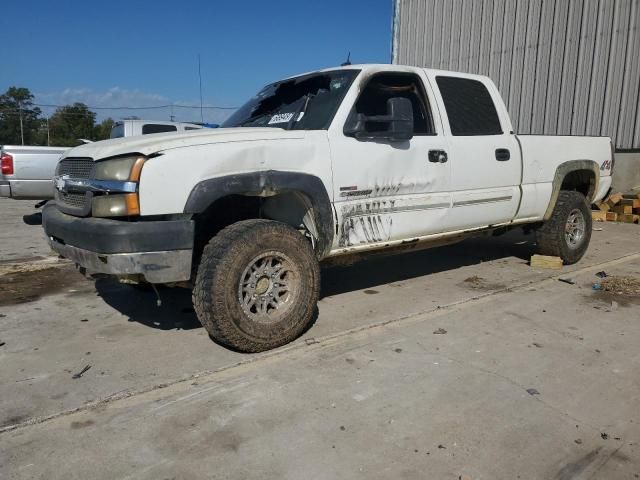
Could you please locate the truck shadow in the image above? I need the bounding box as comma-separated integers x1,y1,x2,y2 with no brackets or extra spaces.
94,230,536,331
94,280,202,331
321,230,536,297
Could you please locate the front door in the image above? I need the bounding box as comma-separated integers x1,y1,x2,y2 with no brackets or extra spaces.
328,71,451,251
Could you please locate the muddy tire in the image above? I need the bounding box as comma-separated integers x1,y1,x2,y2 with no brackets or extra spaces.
193,219,320,352
536,190,592,264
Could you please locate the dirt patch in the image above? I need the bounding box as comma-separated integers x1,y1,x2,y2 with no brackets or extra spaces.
599,276,640,296
586,275,640,308
585,291,640,309
0,264,88,306
460,275,505,291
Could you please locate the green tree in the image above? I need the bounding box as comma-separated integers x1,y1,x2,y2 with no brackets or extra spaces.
93,118,114,140
49,103,96,147
0,87,43,145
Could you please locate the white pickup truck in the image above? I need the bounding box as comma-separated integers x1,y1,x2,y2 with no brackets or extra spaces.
42,64,613,352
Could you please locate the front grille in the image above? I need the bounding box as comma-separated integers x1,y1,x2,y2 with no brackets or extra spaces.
57,192,86,208
55,157,94,215
57,157,94,178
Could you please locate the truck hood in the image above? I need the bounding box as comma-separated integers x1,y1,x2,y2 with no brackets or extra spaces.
62,127,306,161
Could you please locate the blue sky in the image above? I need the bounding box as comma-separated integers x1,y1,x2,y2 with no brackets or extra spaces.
1,0,393,123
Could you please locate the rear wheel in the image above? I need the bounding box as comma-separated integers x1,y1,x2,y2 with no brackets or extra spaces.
193,219,320,352
536,190,592,264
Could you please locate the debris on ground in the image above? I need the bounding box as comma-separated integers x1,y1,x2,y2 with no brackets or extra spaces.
574,438,583,444
598,276,640,296
0,341,5,347
532,342,543,348
593,192,640,224
72,365,91,379
464,275,484,284
530,255,563,270
601,432,609,440
595,271,608,278
461,275,505,291
559,278,576,285
526,388,540,396
433,328,447,335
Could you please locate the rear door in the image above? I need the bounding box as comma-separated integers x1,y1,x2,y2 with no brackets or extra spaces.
429,74,522,231
328,70,451,250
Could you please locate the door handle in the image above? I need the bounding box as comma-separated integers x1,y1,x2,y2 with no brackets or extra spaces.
428,150,448,163
495,148,511,161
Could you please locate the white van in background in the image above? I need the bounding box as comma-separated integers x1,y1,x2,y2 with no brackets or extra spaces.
110,120,203,138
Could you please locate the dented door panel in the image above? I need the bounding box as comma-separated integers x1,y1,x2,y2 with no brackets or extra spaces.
327,68,452,250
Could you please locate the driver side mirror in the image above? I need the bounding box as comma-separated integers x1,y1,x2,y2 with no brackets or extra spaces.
345,97,414,142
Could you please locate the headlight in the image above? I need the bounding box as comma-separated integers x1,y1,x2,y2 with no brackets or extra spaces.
92,194,140,217
91,155,145,217
93,155,145,181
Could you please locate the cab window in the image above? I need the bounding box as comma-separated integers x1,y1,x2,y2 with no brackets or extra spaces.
436,76,503,136
348,73,435,135
142,124,178,135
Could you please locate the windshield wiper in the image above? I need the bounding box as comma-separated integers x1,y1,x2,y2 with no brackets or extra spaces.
286,93,314,130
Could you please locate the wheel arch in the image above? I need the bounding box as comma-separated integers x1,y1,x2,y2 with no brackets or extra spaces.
543,160,600,221
184,171,334,258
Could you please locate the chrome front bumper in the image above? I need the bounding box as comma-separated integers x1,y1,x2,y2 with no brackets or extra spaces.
48,238,192,283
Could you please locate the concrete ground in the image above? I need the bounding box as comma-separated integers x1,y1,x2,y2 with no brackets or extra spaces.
0,197,639,479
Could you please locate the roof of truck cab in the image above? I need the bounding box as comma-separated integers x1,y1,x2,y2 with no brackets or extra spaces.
281,63,493,84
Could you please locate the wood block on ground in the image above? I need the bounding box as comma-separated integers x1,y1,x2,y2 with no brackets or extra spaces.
596,202,611,212
606,192,624,207
612,205,633,214
592,211,607,222
619,214,639,224
530,254,563,269
606,212,618,222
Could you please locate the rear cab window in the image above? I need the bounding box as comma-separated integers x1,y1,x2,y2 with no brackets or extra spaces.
142,124,178,135
435,76,502,136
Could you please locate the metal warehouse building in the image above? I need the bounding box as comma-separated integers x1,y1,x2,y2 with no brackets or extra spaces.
391,0,640,152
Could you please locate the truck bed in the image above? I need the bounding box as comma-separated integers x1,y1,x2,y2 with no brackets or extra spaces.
0,145,69,199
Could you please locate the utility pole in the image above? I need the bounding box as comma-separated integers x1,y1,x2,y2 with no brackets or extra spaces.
198,54,204,123
18,102,24,145
46,117,50,146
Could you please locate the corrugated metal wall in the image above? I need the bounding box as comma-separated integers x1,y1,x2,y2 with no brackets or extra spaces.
392,0,640,150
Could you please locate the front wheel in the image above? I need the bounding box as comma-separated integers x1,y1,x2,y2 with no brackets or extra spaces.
536,190,592,264
193,219,320,352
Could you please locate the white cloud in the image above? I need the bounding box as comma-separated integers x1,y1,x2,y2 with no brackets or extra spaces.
34,87,234,124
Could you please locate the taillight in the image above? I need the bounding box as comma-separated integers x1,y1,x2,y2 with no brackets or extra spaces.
1,152,14,175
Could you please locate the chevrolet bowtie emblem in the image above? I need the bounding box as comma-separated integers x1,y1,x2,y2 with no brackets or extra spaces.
54,175,70,193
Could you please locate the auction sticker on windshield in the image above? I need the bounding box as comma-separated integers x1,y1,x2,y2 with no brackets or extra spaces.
268,112,304,125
